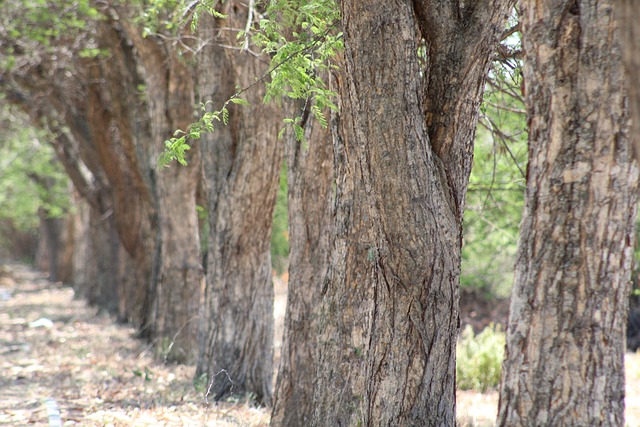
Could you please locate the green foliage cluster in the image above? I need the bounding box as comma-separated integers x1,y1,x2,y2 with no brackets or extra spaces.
0,0,100,47
461,35,526,298
138,0,183,36
160,0,343,166
456,324,506,392
255,0,342,138
136,0,228,38
0,108,70,244
0,0,104,72
159,97,249,167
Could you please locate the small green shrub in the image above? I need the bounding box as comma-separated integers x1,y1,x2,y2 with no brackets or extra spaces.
456,324,505,392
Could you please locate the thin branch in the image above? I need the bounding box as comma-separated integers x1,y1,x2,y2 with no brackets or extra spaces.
243,0,255,51
487,78,522,101
467,186,524,192
483,114,526,179
485,101,525,115
222,27,340,107
500,23,520,41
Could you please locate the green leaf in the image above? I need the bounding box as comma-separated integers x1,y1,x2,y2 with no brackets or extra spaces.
293,124,304,142
229,97,251,106
221,107,229,126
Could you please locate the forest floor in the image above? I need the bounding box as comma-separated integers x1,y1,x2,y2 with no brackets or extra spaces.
1,261,639,426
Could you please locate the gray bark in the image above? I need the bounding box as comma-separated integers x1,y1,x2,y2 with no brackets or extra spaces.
497,1,638,425
271,100,334,426
195,5,282,404
310,1,513,425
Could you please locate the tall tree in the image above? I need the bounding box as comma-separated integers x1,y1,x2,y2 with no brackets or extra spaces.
194,4,282,404
111,4,203,361
259,2,341,423
497,1,638,425
0,0,203,361
307,1,512,425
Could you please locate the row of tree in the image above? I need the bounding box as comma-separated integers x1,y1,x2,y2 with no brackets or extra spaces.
1,0,640,425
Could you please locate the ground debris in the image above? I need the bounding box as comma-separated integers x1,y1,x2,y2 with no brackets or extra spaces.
0,263,269,426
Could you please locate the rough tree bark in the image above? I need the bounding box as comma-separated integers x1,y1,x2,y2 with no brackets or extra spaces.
81,7,204,360
116,9,203,362
271,101,334,426
497,1,638,425
85,53,157,328
309,1,512,425
195,5,282,404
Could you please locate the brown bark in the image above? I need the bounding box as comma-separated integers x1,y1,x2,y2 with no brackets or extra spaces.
85,57,156,327
271,101,334,426
497,2,638,425
35,208,73,284
71,194,127,314
116,11,203,362
195,5,282,404
80,8,203,359
43,95,131,316
308,1,512,425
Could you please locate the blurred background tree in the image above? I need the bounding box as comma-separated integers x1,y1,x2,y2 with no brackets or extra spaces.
0,104,71,263
462,37,526,298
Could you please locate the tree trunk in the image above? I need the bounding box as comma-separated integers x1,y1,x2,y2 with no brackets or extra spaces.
88,11,203,360
85,56,157,328
71,194,125,314
497,2,638,425
120,16,203,363
195,6,282,404
35,209,74,284
43,122,125,313
35,208,64,282
310,1,512,425
271,101,334,426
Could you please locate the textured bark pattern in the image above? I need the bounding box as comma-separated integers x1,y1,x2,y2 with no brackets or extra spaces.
310,1,512,425
615,0,640,160
89,11,203,359
86,51,156,328
196,6,281,404
71,196,127,314
497,2,638,425
271,101,334,427
124,19,203,363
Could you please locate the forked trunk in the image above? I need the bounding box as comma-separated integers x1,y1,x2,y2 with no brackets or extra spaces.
497,2,638,425
309,1,512,425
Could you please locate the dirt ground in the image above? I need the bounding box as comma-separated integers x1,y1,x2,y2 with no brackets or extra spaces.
1,262,639,426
